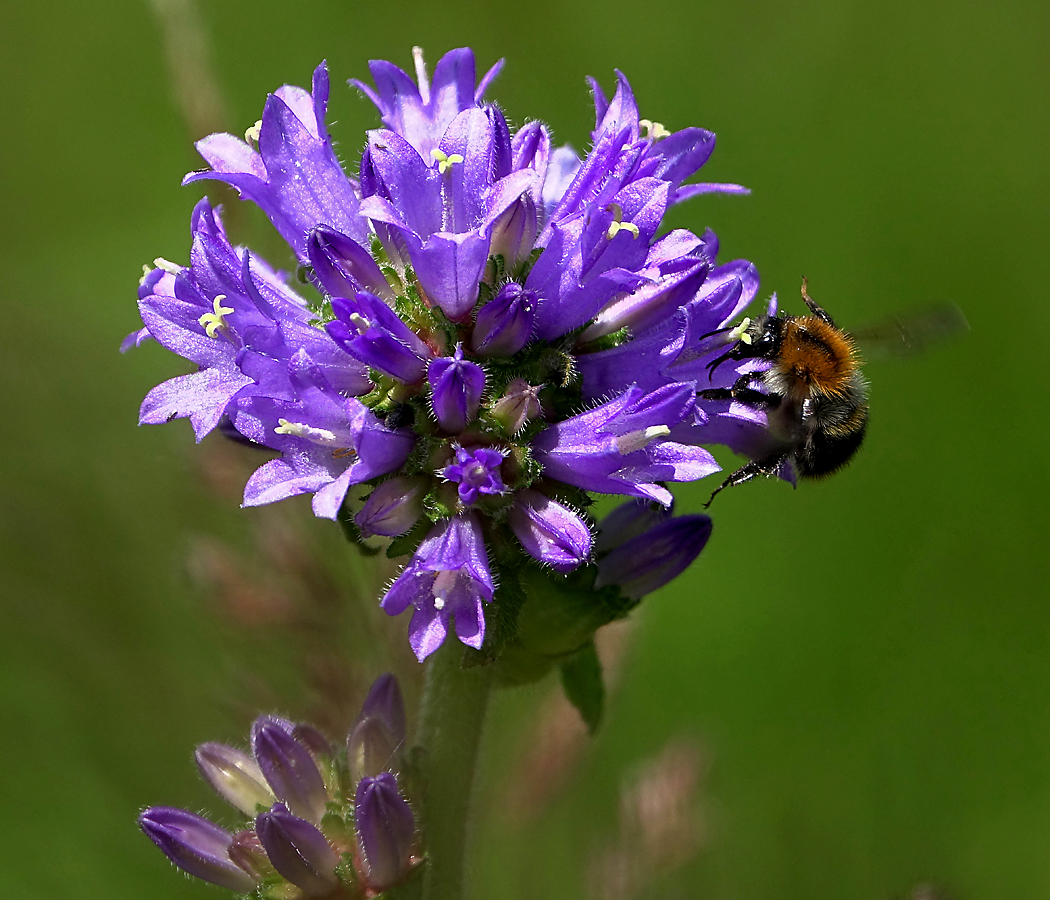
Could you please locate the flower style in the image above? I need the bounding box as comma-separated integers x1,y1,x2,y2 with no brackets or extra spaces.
128,46,775,661
140,675,418,896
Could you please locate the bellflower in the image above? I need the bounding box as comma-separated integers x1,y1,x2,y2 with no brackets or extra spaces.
129,45,774,661
140,675,419,896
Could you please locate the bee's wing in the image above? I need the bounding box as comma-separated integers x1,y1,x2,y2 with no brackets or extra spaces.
848,303,969,359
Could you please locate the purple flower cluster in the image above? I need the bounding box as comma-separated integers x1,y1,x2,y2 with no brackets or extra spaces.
128,47,772,660
140,675,417,896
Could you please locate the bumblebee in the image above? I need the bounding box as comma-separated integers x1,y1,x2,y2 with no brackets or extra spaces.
698,278,869,506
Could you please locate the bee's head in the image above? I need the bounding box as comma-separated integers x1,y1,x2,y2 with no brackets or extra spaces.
705,315,783,380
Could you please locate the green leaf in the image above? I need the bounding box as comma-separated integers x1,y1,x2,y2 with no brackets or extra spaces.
560,640,605,733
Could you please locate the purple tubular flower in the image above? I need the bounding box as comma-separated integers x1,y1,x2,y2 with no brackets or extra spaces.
327,292,433,384
532,384,720,507
347,674,407,781
251,716,329,823
428,345,486,433
358,110,537,320
256,803,339,897
195,742,275,816
472,282,536,356
139,807,258,893
381,513,494,661
233,350,415,519
307,226,395,302
355,773,416,891
595,514,713,599
356,476,427,538
351,47,503,164
441,446,505,505
186,63,368,258
507,490,592,573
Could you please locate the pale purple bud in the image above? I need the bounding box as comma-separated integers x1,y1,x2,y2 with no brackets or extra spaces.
292,724,333,761
306,225,395,301
490,379,542,434
251,716,329,823
472,282,536,357
355,773,416,891
594,499,673,554
428,345,485,433
595,514,713,599
356,477,427,538
347,674,407,781
488,196,539,269
507,490,592,573
195,742,275,816
227,829,274,881
139,807,258,893
256,803,340,897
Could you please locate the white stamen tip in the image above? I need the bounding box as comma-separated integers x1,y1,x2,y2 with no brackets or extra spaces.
616,424,671,455
244,120,263,144
349,313,371,332
153,257,182,275
274,418,339,445
198,295,235,338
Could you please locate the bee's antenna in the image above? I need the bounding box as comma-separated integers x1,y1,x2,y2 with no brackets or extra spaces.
696,324,735,343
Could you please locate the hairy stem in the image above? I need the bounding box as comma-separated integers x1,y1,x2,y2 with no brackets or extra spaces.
416,641,494,900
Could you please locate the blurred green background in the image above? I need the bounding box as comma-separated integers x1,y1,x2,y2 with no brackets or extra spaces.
2,0,1047,898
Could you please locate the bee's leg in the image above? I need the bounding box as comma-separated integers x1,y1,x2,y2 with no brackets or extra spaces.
698,376,782,410
800,276,837,326
703,454,790,508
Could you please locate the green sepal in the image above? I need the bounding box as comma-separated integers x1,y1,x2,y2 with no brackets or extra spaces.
560,640,605,733
512,565,632,658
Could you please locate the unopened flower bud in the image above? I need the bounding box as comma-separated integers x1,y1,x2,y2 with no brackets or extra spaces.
507,490,592,573
306,226,395,301
195,742,275,816
227,829,274,882
472,282,536,357
139,807,259,893
594,499,672,554
428,345,485,433
595,514,713,599
355,773,416,891
256,803,340,897
356,477,427,538
490,379,542,434
251,716,329,823
488,197,539,269
347,674,407,781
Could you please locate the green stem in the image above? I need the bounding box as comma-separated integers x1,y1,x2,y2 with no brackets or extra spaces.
416,640,494,900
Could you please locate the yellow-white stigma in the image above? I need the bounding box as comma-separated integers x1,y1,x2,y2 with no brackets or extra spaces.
349,312,371,333
198,295,235,338
432,570,458,610
728,317,753,345
431,148,464,174
274,419,340,445
616,424,671,455
153,257,182,275
244,120,263,145
605,203,640,240
639,119,671,140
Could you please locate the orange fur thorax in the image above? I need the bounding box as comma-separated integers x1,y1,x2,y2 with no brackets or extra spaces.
778,316,859,398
